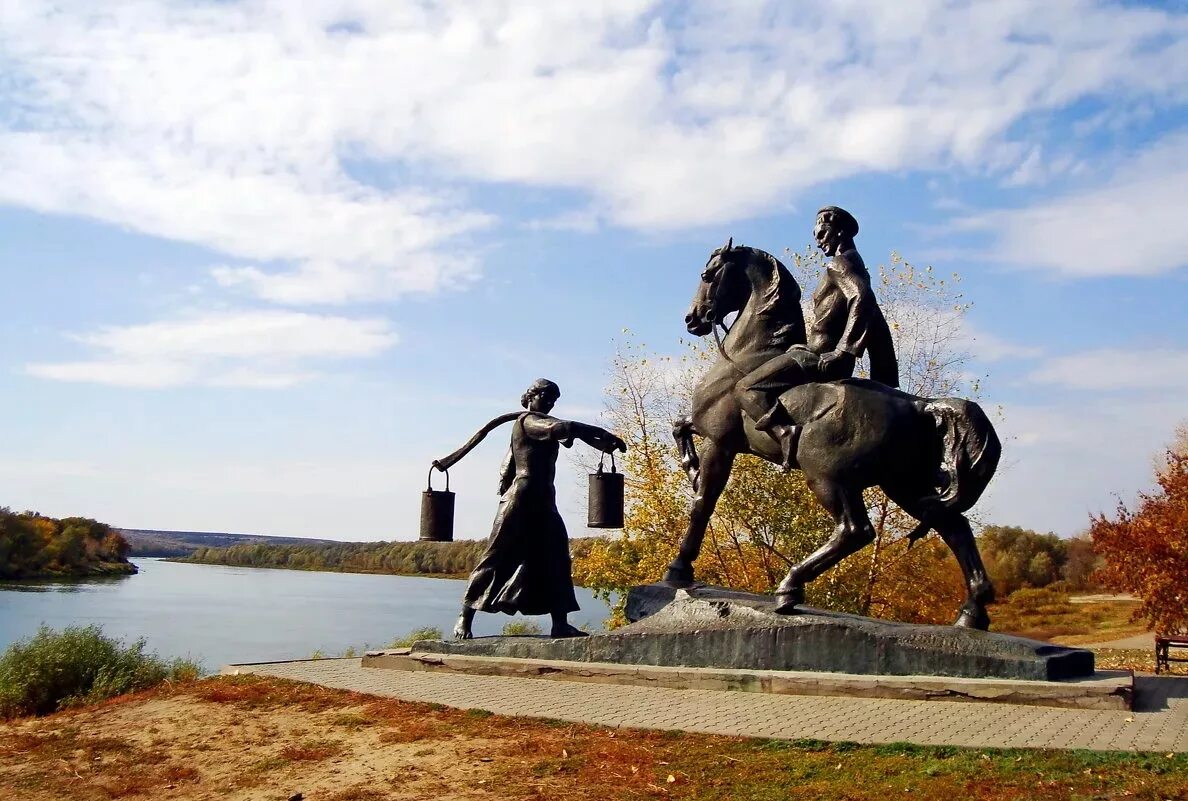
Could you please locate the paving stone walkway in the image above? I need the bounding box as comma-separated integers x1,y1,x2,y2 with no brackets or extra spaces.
229,659,1188,753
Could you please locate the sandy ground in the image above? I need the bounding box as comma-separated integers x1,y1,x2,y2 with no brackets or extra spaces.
1086,632,1158,650
0,695,502,801
1068,594,1138,604
4,675,1188,801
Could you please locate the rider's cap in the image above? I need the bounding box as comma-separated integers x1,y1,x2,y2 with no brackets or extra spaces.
816,206,859,238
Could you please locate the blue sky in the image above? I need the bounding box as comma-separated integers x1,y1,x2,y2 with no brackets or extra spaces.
2,1,1187,541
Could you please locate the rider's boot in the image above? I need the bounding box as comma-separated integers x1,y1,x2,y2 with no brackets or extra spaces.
759,420,800,472
771,423,800,472
752,403,784,432
753,404,800,472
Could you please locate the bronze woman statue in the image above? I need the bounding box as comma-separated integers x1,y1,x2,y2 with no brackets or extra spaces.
447,379,626,640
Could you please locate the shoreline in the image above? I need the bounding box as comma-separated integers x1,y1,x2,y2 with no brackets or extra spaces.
0,561,138,582
164,557,469,581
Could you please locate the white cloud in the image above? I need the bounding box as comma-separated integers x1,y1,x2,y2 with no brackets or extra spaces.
26,310,397,389
1001,146,1084,188
982,394,1186,534
1027,347,1188,391
956,133,1188,277
209,258,476,305
1,0,1186,303
523,210,602,234
976,345,1188,531
957,322,1044,364
26,360,201,390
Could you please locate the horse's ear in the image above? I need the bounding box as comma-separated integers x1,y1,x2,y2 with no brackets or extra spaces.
726,237,733,251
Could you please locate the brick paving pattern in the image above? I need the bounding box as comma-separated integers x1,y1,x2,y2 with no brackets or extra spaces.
231,659,1188,753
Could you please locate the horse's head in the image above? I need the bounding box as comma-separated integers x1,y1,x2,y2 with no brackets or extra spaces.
685,238,750,336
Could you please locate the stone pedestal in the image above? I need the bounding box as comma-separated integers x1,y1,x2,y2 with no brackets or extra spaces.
413,583,1095,682
361,650,1130,709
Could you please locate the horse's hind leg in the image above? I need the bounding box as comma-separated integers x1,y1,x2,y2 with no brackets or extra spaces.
774,477,875,613
884,483,995,630
932,513,995,630
662,438,735,587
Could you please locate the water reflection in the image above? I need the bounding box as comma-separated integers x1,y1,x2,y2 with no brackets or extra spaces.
1,573,136,593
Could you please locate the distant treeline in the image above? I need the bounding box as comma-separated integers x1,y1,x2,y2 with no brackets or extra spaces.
979,525,1100,596
118,528,341,558
0,508,135,580
182,539,491,577
182,537,601,579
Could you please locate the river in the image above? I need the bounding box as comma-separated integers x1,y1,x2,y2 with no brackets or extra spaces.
0,558,613,671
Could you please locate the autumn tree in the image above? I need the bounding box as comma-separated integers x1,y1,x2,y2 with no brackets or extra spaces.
978,525,1068,596
1059,535,1100,591
0,509,133,579
573,249,977,625
1090,432,1188,634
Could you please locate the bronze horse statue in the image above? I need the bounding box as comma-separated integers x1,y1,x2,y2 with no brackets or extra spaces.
663,243,1001,629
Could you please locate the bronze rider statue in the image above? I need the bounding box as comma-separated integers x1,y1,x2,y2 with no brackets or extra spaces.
737,206,899,469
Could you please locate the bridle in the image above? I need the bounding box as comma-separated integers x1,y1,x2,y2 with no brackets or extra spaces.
701,238,746,376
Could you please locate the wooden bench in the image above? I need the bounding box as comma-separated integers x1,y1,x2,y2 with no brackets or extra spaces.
1155,634,1188,674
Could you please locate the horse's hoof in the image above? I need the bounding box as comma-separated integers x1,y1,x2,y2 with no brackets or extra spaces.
953,607,990,631
662,562,695,588
773,587,805,615
662,572,694,589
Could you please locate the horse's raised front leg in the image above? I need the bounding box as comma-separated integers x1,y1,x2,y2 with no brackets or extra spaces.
672,415,700,491
662,438,735,587
775,476,875,613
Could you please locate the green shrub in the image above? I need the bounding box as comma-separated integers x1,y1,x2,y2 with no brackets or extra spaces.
0,625,202,718
387,626,444,648
501,620,543,636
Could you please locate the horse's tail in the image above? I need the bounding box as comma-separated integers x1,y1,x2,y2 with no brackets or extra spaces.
672,415,700,491
907,398,1001,544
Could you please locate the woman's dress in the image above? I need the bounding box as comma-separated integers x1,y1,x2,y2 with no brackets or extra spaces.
461,412,580,616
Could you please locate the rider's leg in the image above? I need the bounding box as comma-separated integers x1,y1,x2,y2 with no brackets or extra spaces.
738,353,808,470
763,351,854,470
737,352,803,424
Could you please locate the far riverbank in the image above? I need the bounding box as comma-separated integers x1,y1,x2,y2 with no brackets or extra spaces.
178,538,490,581
167,556,468,581
0,560,138,582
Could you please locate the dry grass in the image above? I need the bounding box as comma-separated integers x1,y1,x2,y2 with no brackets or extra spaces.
990,588,1148,644
0,674,1185,800
279,739,345,761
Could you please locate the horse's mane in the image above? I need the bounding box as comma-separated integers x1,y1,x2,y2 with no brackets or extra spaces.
726,245,805,349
